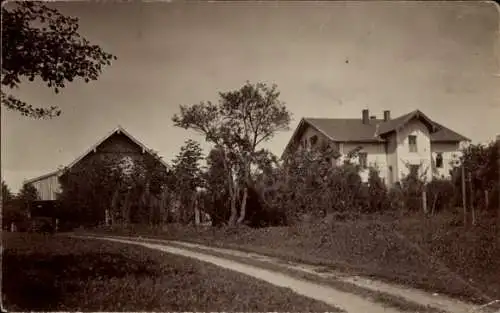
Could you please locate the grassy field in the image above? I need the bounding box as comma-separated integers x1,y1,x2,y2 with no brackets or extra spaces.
89,212,500,304
1,232,339,312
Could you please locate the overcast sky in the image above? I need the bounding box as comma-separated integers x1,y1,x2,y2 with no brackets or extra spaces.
2,1,499,192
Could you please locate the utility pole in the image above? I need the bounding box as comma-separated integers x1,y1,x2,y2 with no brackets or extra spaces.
497,134,500,224
462,163,467,226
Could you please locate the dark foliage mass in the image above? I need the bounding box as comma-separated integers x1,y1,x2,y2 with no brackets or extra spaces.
58,152,171,227
1,2,116,118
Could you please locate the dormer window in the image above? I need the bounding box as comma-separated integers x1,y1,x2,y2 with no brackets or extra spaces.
409,135,417,152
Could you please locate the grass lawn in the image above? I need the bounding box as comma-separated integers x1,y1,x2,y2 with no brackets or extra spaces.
1,232,340,312
88,212,500,304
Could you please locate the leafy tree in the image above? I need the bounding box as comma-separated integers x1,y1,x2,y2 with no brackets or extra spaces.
201,146,232,226
259,143,367,223
1,1,117,118
2,181,14,203
171,140,204,224
16,183,39,218
173,81,292,225
130,151,172,225
2,181,25,230
18,183,39,203
367,168,389,213
452,141,500,215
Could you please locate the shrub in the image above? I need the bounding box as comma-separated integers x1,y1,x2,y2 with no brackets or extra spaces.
366,167,390,213
425,179,456,215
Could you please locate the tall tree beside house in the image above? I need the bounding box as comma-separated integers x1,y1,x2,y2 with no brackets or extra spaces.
172,81,292,226
260,143,366,222
1,1,116,118
2,181,14,203
18,183,39,203
17,183,40,217
201,147,232,226
452,141,500,217
171,140,204,224
135,151,172,225
2,181,29,230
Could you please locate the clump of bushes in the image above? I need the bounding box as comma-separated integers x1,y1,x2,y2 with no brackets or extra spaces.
425,179,456,215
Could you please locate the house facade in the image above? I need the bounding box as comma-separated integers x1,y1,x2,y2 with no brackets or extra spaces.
283,109,470,185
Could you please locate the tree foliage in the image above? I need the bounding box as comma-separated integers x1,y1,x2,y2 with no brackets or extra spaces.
2,181,30,230
171,139,204,224
2,180,14,203
58,152,171,227
200,147,233,226
451,141,500,213
172,81,292,225
18,183,40,203
1,1,117,118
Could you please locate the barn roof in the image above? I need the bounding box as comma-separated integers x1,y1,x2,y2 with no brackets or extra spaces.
24,125,168,185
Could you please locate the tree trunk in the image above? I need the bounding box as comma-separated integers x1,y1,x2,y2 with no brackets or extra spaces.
194,193,201,226
422,189,428,215
237,185,248,224
485,190,489,210
228,181,238,226
469,172,476,226
431,192,439,216
222,150,237,226
236,158,252,225
461,165,467,226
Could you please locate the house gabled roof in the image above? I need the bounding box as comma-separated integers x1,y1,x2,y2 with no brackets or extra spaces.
376,110,437,136
282,110,470,157
24,126,168,184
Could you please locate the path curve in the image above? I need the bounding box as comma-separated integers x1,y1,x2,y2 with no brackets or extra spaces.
76,235,401,313
168,239,478,313
88,235,480,313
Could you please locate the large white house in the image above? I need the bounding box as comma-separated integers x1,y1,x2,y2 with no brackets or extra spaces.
282,109,470,185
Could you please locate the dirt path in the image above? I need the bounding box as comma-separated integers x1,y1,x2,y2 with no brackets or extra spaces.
167,239,479,313
76,235,404,313
79,234,483,313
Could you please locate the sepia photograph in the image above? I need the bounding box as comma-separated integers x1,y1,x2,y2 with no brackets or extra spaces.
1,0,500,312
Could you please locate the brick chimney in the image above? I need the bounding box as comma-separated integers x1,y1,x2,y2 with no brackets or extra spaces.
383,110,391,121
362,109,369,124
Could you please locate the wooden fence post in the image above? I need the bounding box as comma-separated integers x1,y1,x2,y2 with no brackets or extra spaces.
461,164,467,226
469,172,476,226
485,190,489,211
422,189,428,215
497,135,500,224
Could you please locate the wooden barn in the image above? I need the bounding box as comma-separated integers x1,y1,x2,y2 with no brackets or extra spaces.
23,126,170,224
